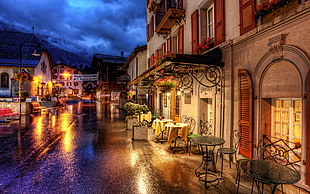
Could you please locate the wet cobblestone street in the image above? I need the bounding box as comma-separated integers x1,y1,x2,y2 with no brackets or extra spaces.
0,101,280,194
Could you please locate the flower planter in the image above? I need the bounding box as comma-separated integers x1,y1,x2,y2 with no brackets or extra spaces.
261,0,299,23
127,118,138,130
160,87,172,93
132,125,148,141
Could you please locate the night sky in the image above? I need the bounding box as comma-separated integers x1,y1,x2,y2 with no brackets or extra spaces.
0,0,146,57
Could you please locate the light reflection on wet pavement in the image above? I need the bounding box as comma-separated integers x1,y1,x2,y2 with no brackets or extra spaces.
0,101,239,194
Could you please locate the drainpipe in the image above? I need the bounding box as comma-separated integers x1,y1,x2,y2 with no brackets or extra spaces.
229,39,234,145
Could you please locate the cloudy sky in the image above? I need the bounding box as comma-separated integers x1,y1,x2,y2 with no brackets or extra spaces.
0,0,146,58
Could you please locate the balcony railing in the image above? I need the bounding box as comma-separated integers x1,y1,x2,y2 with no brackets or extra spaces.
155,0,185,34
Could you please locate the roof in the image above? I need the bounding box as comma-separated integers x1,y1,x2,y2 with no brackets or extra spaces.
123,45,147,68
0,31,43,67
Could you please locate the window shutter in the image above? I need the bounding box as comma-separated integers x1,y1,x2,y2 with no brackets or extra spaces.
167,38,171,53
162,43,166,55
150,16,154,38
178,0,183,9
146,24,150,42
214,0,225,45
178,25,184,54
238,69,253,159
239,0,256,35
306,71,310,185
191,10,199,54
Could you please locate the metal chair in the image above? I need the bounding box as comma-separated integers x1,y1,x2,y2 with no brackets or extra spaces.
187,120,212,154
216,129,240,177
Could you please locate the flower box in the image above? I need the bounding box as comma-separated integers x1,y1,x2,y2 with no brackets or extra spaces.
127,118,138,130
132,124,148,141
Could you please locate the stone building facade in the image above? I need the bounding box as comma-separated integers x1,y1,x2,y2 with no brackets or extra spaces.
133,0,310,192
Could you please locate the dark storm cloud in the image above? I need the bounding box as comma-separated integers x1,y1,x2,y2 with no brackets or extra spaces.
0,0,146,57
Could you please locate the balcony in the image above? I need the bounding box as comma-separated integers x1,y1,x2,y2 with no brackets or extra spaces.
155,0,185,35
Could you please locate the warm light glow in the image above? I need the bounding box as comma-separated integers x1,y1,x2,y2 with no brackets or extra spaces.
33,116,43,146
63,72,70,78
177,91,182,96
166,92,171,96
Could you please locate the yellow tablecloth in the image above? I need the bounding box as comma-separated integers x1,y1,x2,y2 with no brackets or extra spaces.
139,111,152,122
165,123,189,143
152,119,173,136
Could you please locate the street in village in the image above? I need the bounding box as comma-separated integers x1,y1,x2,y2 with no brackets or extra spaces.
0,101,277,194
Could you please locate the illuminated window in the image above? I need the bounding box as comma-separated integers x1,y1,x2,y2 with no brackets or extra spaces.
271,99,302,159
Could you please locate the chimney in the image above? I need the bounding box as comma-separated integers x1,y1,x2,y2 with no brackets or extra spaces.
120,51,124,58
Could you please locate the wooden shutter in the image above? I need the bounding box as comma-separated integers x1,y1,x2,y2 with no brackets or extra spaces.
150,16,154,37
306,71,310,185
239,0,256,35
146,24,150,42
178,25,184,54
167,38,171,53
178,0,183,9
191,10,199,54
238,69,253,159
214,0,225,45
162,43,166,55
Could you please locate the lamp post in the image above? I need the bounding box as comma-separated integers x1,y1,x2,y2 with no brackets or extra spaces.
18,42,41,115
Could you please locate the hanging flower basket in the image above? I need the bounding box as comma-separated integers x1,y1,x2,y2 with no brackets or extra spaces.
154,76,178,92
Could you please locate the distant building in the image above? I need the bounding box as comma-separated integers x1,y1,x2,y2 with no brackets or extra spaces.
91,52,128,104
52,63,83,97
123,45,149,106
0,31,53,98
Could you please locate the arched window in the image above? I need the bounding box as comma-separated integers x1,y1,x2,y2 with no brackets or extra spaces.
1,73,9,88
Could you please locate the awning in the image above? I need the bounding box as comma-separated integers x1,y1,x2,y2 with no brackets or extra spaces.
130,48,224,89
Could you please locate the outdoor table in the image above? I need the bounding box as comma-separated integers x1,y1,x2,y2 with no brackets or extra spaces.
191,136,225,188
152,119,173,143
165,123,189,143
165,122,189,153
240,160,300,194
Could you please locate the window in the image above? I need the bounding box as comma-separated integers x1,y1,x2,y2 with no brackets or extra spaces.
60,70,64,73
271,99,302,150
74,82,78,86
207,6,214,38
1,73,9,88
73,89,79,94
60,76,64,79
67,70,71,74
53,76,58,79
54,69,58,73
67,82,71,86
1,74,9,89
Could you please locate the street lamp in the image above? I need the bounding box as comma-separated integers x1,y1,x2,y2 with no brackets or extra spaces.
18,42,41,115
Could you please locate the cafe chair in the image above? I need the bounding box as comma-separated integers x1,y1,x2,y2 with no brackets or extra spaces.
187,120,211,154
216,129,240,177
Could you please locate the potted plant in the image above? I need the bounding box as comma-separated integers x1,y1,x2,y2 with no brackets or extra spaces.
196,37,214,54
153,76,178,92
14,91,29,102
